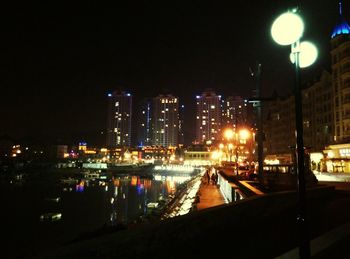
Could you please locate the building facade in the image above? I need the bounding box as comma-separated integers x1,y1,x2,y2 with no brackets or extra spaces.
152,94,179,147
136,98,152,146
178,104,185,146
263,95,295,157
262,2,350,161
222,95,254,129
106,90,132,148
331,2,350,143
195,90,222,144
303,71,333,152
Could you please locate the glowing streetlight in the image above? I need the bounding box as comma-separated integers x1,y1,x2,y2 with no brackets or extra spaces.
224,128,235,163
271,11,304,45
238,128,250,141
290,41,318,68
271,8,316,258
224,128,234,141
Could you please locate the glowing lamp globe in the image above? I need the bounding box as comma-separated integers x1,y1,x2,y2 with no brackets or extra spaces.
271,12,304,45
290,41,318,68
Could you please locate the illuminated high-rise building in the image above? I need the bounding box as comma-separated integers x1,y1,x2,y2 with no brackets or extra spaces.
222,96,253,129
331,1,350,142
106,90,132,147
195,90,222,143
178,104,185,145
136,98,152,146
152,94,179,147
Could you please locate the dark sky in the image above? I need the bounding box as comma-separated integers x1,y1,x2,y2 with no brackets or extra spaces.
0,0,346,145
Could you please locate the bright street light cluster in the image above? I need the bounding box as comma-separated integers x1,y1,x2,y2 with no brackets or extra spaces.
271,10,318,68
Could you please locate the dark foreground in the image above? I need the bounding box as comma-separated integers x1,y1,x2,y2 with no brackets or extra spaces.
34,184,350,259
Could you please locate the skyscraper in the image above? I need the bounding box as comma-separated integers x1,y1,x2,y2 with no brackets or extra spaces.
152,94,179,147
222,95,253,129
195,90,222,143
178,104,185,145
136,98,152,146
331,1,350,143
106,90,132,148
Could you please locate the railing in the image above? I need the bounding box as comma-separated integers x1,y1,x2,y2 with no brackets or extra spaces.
217,173,246,202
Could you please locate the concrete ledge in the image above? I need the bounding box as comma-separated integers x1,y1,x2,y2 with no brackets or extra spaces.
276,222,350,258
239,180,264,195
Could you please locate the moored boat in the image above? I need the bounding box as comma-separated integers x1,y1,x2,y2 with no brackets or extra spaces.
40,212,62,221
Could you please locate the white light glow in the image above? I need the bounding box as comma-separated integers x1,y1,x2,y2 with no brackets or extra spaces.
290,41,318,68
271,12,304,45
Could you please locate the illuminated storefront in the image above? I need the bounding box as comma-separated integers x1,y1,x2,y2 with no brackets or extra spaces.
320,144,350,173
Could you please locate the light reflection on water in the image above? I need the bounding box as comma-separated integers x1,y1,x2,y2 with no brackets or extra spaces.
0,171,195,257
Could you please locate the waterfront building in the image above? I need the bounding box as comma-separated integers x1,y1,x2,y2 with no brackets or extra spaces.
222,95,254,129
331,1,350,143
136,98,152,146
184,144,211,166
106,90,132,148
263,94,296,161
263,72,332,161
195,90,222,144
303,71,333,152
152,94,179,147
263,2,350,163
178,104,185,146
141,145,172,163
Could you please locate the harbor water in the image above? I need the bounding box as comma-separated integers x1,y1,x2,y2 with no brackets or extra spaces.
0,168,199,258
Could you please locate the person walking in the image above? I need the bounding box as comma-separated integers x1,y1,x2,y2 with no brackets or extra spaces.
206,169,211,184
211,173,216,185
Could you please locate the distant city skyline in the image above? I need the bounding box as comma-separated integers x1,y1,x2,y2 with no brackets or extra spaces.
1,1,346,145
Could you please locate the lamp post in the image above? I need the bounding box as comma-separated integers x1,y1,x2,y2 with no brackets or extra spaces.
236,128,251,176
250,62,264,183
224,128,234,163
271,9,317,259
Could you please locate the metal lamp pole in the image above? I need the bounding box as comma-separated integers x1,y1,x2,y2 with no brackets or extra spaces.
292,40,310,258
251,62,264,182
271,9,318,258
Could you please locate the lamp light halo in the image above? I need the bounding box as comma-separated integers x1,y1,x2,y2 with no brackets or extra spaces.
271,12,304,45
290,41,318,68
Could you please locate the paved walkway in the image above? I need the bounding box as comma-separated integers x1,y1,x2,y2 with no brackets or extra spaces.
196,178,226,210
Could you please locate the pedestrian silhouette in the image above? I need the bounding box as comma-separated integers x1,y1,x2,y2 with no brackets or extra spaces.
206,169,211,184
211,173,216,185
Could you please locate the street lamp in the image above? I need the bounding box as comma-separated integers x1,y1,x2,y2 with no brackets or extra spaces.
271,8,317,259
224,128,234,163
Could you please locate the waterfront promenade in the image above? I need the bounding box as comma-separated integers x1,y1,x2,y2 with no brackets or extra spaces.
195,178,226,210
38,169,350,258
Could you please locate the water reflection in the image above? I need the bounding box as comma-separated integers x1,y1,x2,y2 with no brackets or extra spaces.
0,171,198,257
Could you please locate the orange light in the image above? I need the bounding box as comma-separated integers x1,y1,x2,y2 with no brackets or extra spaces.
224,128,234,140
238,129,250,140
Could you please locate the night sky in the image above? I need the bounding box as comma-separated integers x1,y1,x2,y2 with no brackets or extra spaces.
0,0,346,146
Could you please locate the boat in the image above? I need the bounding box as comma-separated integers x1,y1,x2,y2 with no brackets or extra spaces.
147,202,159,209
40,212,62,221
45,197,61,202
82,171,100,180
60,177,78,184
